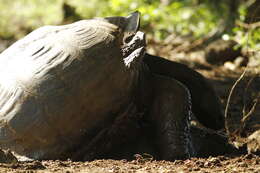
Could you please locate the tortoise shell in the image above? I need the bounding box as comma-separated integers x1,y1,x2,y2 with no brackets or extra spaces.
0,12,145,159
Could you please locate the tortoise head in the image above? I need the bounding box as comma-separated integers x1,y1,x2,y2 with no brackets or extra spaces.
103,11,146,69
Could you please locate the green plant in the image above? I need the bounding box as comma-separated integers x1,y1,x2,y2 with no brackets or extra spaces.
0,0,258,54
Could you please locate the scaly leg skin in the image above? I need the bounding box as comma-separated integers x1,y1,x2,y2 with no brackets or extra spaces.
144,53,224,130
149,74,194,160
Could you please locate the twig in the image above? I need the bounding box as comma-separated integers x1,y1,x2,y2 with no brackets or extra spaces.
236,20,260,29
224,67,247,136
241,98,259,123
242,76,256,116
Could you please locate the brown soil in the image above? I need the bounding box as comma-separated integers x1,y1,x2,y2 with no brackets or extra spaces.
0,38,259,172
0,154,259,172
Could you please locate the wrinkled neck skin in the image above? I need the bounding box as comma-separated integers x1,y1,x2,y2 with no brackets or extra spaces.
135,63,153,111
119,30,149,112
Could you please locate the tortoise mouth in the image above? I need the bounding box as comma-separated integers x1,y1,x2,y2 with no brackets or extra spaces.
122,31,146,68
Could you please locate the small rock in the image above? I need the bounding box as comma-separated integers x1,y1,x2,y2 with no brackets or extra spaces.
247,130,260,154
218,156,228,161
234,56,246,67
208,157,222,167
243,153,256,159
224,61,236,70
238,162,248,167
0,149,18,163
209,157,220,164
237,158,242,162
173,160,184,165
25,160,45,170
204,161,211,167
193,167,200,171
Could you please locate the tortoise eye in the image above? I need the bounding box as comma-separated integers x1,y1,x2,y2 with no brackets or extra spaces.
123,33,135,44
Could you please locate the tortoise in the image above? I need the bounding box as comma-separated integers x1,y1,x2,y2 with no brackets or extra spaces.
0,12,226,161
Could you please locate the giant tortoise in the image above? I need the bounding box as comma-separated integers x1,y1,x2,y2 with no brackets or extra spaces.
0,12,227,161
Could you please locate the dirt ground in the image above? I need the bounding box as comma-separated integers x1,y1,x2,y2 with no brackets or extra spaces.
0,153,259,173
0,37,259,172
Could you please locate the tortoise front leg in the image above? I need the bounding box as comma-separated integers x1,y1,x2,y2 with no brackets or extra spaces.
149,75,194,160
144,53,224,130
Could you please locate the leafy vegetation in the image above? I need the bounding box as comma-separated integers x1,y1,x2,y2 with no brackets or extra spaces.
0,0,63,39
0,0,259,53
231,2,260,53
